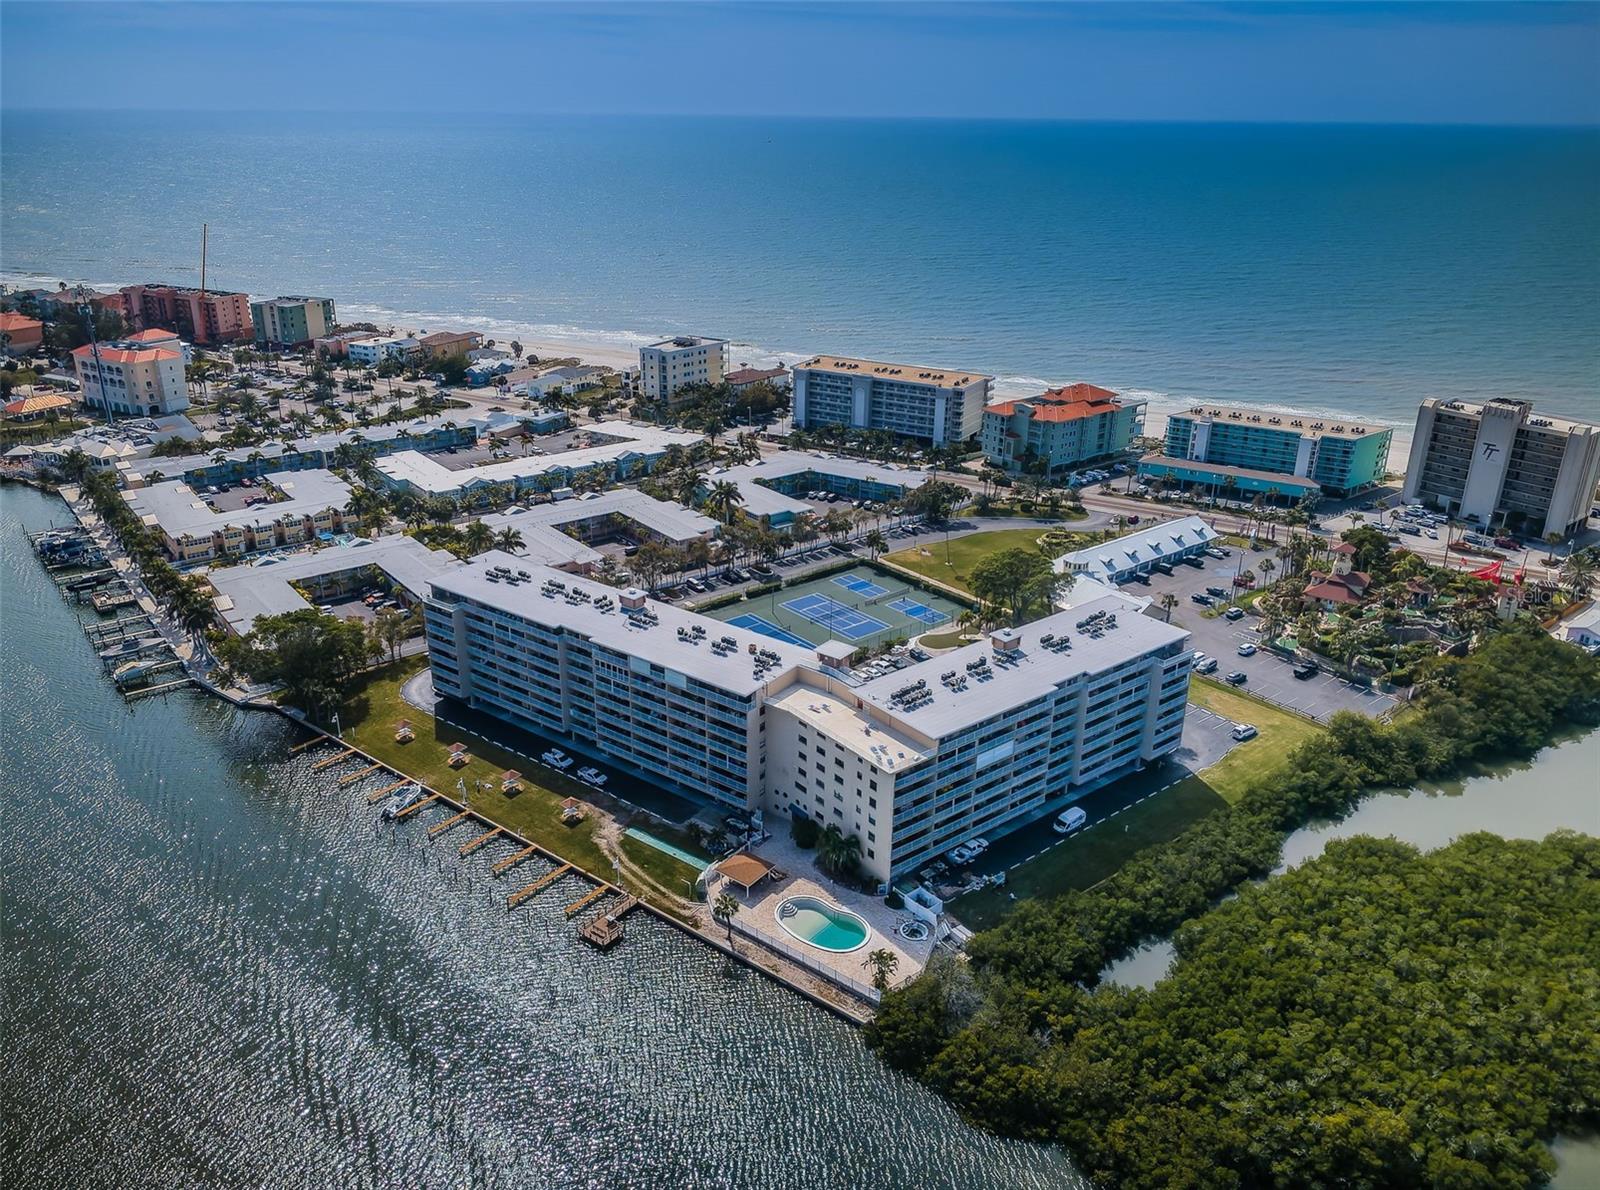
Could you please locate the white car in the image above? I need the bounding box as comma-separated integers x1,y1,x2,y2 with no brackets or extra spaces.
1426,529,1439,539
1237,643,1258,657
1053,806,1088,834
1231,723,1258,742
1194,657,1219,674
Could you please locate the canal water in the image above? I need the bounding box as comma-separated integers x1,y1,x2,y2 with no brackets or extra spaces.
0,486,1081,1189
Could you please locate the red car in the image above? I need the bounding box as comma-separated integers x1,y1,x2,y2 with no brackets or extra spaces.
1494,536,1521,550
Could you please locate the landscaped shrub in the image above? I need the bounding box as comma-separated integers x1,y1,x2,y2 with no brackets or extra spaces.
791,816,820,849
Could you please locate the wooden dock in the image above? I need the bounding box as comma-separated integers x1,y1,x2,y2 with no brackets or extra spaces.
393,791,442,820
564,884,613,918
289,736,329,754
507,863,573,908
458,826,503,856
125,677,194,701
338,762,385,785
427,809,473,837
490,845,538,876
577,894,638,948
310,748,355,771
366,779,412,804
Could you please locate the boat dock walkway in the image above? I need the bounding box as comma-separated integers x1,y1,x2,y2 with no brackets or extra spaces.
366,779,412,804
564,884,613,918
458,826,503,856
310,748,356,771
507,863,573,908
338,762,385,785
393,791,442,820
427,809,474,837
491,845,539,875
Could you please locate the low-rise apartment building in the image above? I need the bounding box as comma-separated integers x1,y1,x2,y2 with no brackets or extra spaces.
639,336,728,402
726,366,790,393
981,383,1144,475
314,330,379,359
792,356,993,446
71,340,190,417
1138,406,1392,500
703,451,932,530
1402,398,1600,539
251,296,337,349
1054,515,1219,585
418,330,484,360
119,284,252,345
123,469,352,563
424,556,1191,884
348,336,421,366
0,312,45,355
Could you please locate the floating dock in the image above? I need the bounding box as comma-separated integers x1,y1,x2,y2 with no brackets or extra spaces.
507,863,573,908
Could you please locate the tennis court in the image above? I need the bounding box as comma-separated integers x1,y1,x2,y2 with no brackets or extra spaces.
832,574,890,598
885,595,949,626
726,612,812,647
701,564,969,651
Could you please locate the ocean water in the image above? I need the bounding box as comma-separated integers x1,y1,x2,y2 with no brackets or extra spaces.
3,112,1597,429
0,483,1079,1188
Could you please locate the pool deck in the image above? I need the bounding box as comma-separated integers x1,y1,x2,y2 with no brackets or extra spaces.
710,834,934,996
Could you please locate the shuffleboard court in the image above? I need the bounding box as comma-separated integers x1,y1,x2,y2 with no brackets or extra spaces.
781,593,889,641
726,612,813,648
832,574,890,598
885,596,948,626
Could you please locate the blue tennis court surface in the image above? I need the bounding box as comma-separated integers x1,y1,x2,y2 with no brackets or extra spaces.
781,593,889,641
727,613,812,647
886,596,948,626
832,574,889,598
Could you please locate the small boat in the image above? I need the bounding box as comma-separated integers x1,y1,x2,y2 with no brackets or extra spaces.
112,659,159,686
576,766,608,787
382,783,429,820
100,635,164,661
541,748,574,771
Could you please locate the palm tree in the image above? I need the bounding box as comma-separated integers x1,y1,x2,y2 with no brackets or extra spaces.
815,825,861,878
712,892,740,948
462,520,494,556
1559,553,1597,598
494,527,525,554
704,479,744,524
863,948,899,992
1259,558,1277,585
1158,592,1178,622
863,528,888,562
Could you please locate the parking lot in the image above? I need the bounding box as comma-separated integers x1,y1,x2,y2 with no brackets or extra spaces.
1122,551,1398,722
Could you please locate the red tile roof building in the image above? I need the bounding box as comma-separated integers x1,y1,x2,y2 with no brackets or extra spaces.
71,339,190,417
980,382,1145,476
0,312,45,355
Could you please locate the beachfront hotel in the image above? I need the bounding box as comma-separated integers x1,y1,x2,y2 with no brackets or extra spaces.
118,283,253,345
348,335,422,366
1137,406,1392,500
980,383,1145,476
423,555,1192,884
1403,398,1600,540
250,296,337,349
791,356,994,447
639,335,728,402
71,338,190,417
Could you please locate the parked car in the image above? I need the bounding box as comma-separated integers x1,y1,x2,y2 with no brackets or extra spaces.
1205,586,1229,598
1205,547,1230,559
1191,593,1213,606
1224,606,1246,620
1237,642,1258,657
1053,806,1088,835
1230,723,1258,742
1494,536,1521,550
1225,670,1248,686
1194,657,1219,675
1293,661,1319,680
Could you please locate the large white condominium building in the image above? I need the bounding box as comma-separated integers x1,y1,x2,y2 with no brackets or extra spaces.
424,556,1192,884
71,339,190,417
639,335,728,402
791,355,994,447
1403,398,1600,540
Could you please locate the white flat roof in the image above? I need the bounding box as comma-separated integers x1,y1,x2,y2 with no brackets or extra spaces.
480,489,716,544
849,596,1189,738
124,469,352,539
795,356,993,389
767,685,932,773
207,534,459,633
376,422,700,497
430,555,817,698
1053,515,1218,581
709,451,932,520
473,512,606,569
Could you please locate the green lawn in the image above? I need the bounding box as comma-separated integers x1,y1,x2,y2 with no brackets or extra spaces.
884,527,1085,594
334,656,617,879
952,779,1230,931
619,835,703,900
1185,677,1324,803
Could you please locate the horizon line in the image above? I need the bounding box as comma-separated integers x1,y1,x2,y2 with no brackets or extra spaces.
3,106,1598,130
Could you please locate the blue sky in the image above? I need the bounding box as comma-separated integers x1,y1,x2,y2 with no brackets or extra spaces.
3,2,1596,124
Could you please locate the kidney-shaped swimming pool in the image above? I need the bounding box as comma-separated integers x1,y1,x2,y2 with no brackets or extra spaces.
776,895,870,953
